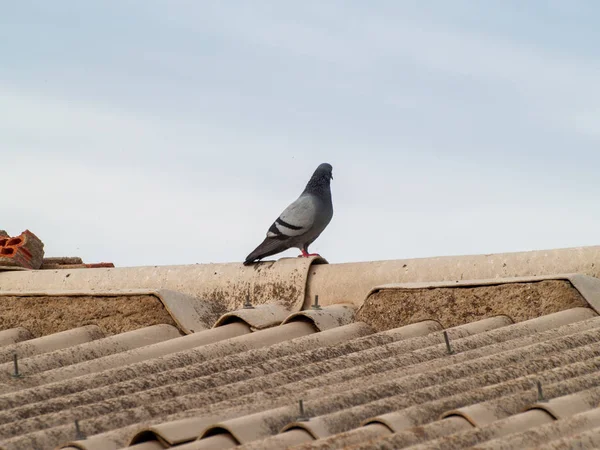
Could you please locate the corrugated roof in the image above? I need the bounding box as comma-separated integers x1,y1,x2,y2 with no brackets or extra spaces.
0,303,596,449
1,249,600,449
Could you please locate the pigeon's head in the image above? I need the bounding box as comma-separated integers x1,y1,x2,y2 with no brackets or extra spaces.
304,163,333,194
315,163,333,181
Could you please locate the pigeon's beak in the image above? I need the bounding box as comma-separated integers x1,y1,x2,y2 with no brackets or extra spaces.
330,173,334,180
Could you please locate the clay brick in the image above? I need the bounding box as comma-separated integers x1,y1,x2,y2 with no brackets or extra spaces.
20,230,44,269
40,262,115,270
0,230,45,270
42,257,84,266
41,264,87,270
85,262,115,268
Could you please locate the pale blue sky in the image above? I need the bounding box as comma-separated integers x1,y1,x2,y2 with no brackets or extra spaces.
1,1,599,266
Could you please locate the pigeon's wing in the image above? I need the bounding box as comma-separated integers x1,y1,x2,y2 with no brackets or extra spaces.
243,196,317,264
266,195,317,239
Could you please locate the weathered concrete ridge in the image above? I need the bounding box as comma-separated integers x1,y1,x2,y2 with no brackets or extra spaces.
306,245,600,307
0,246,599,313
0,257,323,314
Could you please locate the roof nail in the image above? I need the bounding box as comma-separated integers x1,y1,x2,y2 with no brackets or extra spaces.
443,331,454,354
297,399,309,422
311,294,322,310
243,292,254,309
537,380,546,402
74,420,86,440
11,353,22,378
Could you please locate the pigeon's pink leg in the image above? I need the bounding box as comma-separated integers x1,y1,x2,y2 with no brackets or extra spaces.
298,249,320,258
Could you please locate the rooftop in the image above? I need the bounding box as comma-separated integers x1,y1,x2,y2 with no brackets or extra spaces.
0,245,599,449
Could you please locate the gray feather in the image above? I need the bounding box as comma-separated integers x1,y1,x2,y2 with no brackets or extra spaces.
244,163,334,265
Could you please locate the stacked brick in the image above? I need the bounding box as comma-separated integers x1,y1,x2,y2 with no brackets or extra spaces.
0,230,45,270
0,231,114,270
41,257,114,270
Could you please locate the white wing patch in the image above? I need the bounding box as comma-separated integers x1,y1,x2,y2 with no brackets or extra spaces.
267,220,304,238
266,195,317,238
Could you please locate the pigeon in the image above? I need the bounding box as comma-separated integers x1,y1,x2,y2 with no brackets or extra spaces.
244,163,334,265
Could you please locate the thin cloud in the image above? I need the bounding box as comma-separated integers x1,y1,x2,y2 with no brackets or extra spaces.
1,2,600,266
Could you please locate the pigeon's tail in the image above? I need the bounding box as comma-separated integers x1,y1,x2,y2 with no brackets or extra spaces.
243,237,291,265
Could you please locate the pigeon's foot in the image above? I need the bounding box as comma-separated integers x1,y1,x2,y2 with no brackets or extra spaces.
299,249,321,258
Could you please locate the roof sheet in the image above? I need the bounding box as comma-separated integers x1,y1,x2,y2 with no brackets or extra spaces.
0,299,596,449
1,253,600,450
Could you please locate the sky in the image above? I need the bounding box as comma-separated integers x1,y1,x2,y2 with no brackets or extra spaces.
1,1,600,267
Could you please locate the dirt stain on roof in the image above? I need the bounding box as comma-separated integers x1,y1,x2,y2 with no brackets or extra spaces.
357,280,588,331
